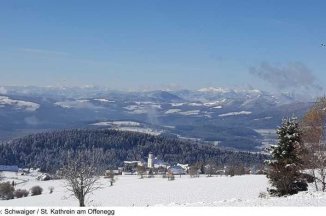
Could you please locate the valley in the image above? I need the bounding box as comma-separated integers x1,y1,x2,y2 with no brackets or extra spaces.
0,86,313,151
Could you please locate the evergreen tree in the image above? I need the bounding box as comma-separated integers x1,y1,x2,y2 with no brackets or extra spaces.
266,117,307,196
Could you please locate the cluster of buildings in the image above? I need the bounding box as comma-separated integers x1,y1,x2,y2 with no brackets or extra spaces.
109,153,264,177
112,153,189,176
1,154,264,178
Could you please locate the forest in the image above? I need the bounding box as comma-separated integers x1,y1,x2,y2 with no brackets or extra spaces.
0,129,266,172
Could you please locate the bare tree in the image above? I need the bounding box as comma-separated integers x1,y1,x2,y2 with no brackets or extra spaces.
167,170,175,181
105,170,116,186
61,149,105,207
225,165,236,177
204,162,218,177
302,97,326,191
136,165,146,179
188,165,199,178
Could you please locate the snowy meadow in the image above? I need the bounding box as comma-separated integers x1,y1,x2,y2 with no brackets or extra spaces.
1,171,326,207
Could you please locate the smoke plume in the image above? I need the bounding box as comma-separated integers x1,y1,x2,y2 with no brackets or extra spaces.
249,62,322,91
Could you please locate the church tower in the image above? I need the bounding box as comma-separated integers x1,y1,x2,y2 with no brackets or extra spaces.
148,153,154,168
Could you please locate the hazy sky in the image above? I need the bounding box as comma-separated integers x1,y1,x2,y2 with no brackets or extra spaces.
0,0,326,92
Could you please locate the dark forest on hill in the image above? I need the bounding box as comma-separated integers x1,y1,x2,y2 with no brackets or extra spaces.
0,129,266,172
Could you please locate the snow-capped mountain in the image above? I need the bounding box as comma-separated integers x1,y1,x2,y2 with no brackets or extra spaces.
0,86,313,151
0,96,40,112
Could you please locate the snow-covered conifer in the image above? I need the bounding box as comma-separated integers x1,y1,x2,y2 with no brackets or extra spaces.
266,117,307,196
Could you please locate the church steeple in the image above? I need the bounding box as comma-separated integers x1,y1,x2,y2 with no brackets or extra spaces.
148,152,154,168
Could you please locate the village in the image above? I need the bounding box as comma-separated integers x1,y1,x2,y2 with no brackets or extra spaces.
107,153,263,179
0,152,263,184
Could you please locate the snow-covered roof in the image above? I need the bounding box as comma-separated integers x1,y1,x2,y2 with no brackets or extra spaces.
168,165,187,174
153,158,168,165
124,161,141,164
124,161,145,167
177,163,189,170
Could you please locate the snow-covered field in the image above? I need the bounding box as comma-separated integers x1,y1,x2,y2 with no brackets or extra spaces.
116,127,163,136
91,121,141,127
218,111,252,117
1,172,326,207
179,110,200,116
165,109,182,114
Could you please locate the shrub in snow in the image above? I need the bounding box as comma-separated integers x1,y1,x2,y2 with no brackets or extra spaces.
266,117,308,196
225,165,248,176
300,173,315,183
258,192,268,199
0,182,14,200
14,189,29,198
30,185,43,196
48,186,54,194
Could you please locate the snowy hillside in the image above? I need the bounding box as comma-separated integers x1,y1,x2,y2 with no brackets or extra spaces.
1,172,326,207
0,86,312,151
0,96,40,112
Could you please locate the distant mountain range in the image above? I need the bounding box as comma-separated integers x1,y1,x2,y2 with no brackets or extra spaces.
0,86,314,151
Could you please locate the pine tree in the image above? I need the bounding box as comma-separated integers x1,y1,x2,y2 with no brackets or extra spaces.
266,117,307,196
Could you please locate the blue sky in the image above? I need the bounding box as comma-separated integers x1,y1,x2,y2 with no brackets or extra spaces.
0,0,326,92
